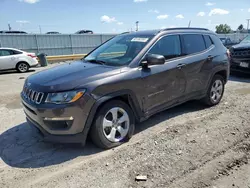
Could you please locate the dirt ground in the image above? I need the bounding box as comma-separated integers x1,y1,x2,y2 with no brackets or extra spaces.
0,64,250,188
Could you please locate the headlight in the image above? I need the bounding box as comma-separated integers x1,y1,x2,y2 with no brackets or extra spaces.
45,90,86,104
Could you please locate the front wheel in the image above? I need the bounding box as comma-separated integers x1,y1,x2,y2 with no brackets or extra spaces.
202,75,225,106
90,100,135,149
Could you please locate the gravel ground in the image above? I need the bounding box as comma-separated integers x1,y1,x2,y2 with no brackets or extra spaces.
0,64,250,188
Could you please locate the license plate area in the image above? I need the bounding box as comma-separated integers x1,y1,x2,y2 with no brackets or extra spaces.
240,62,249,68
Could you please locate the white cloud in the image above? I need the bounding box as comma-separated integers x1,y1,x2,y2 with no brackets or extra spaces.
176,14,184,19
248,8,250,12
18,0,40,3
148,9,159,14
157,14,169,20
117,22,124,25
16,20,30,24
197,12,205,17
100,15,116,23
209,8,229,16
134,0,147,2
206,2,215,6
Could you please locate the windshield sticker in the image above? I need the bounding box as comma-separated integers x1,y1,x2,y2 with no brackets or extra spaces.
131,38,149,42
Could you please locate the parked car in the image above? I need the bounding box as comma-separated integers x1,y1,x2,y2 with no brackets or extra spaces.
46,32,61,34
229,35,250,74
21,28,229,149
0,30,27,34
0,48,38,72
219,37,237,48
75,30,93,34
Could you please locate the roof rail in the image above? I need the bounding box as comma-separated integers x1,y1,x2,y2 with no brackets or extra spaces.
119,31,133,35
161,27,209,32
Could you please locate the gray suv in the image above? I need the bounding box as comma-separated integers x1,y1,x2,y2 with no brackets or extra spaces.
21,28,230,149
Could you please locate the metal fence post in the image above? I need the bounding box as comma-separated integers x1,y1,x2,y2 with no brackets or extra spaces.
69,34,74,54
100,34,103,44
35,34,39,54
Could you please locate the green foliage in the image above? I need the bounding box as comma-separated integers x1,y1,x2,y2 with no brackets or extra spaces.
215,24,232,34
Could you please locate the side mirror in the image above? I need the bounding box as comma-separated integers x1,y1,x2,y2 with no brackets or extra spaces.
141,54,165,68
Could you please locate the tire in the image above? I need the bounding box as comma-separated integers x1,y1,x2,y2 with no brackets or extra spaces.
90,100,135,149
202,74,225,106
17,62,29,73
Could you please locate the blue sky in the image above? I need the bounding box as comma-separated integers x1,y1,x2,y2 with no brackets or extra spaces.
0,0,250,34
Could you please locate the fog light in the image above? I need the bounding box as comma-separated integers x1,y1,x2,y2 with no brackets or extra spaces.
43,117,74,130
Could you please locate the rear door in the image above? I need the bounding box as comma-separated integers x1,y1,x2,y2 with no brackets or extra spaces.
141,35,186,115
180,34,214,97
0,50,16,70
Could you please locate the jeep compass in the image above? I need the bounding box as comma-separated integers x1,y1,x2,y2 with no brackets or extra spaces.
21,28,230,149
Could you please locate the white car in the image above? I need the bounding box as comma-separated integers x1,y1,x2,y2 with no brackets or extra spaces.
0,48,39,73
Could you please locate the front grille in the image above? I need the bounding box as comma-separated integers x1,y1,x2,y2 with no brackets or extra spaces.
231,49,250,57
22,86,44,104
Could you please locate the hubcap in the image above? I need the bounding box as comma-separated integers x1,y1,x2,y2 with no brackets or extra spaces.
19,63,28,72
210,80,223,103
102,107,130,142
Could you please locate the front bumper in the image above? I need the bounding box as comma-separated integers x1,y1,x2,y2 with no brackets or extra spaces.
230,58,250,74
21,93,95,143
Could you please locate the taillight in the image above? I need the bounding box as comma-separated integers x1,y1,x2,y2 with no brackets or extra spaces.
27,54,37,58
226,49,231,60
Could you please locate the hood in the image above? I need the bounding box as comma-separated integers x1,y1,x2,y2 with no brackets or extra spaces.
26,61,121,92
231,42,250,50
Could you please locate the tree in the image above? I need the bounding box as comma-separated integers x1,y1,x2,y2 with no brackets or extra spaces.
238,24,244,31
215,24,232,34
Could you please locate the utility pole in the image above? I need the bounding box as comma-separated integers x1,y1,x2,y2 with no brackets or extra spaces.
188,20,191,28
247,19,250,33
136,21,139,31
8,24,11,31
39,25,42,34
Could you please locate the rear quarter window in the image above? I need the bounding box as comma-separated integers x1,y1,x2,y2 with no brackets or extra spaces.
203,35,213,48
182,34,206,55
12,50,23,55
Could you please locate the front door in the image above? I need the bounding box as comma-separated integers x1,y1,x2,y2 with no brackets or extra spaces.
141,35,186,115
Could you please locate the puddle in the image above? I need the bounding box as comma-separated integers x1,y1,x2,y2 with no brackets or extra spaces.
236,88,250,95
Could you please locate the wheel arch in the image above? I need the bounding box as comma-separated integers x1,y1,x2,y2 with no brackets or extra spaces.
81,90,143,145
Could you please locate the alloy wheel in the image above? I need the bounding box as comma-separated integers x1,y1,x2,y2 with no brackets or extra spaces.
102,107,130,142
210,79,223,103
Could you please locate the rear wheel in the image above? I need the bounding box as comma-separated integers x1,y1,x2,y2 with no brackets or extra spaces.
17,62,29,73
202,75,225,106
90,100,135,149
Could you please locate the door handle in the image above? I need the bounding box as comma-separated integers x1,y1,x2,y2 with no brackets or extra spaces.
207,55,213,61
176,63,186,69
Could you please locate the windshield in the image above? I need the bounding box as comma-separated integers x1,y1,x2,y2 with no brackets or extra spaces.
240,35,250,43
84,34,154,66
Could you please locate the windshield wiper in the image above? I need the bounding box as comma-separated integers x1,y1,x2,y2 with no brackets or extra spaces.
86,59,106,65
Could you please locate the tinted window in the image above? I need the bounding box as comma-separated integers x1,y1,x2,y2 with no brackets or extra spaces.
182,34,206,55
0,50,12,56
204,35,213,48
12,50,23,55
149,35,181,60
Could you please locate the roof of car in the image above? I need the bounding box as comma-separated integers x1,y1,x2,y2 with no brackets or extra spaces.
122,27,214,36
0,47,23,51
